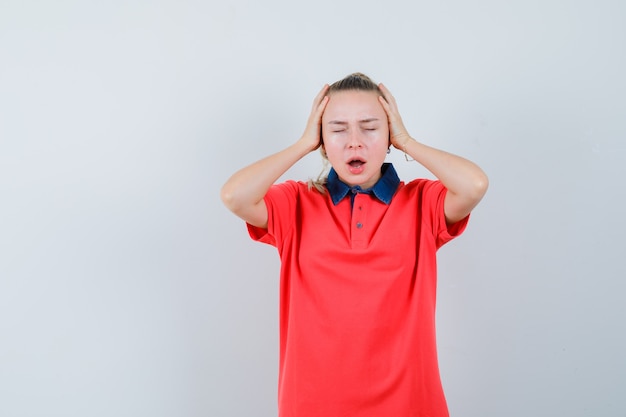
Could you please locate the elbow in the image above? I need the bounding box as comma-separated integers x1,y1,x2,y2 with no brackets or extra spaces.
220,182,259,217
472,171,489,201
220,183,239,213
445,171,489,223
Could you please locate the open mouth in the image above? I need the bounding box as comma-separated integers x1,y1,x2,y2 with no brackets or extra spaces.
347,158,366,174
349,159,365,168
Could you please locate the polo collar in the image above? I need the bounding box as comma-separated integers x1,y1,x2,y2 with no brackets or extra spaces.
326,163,400,206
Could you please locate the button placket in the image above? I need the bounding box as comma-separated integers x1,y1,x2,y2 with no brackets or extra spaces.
351,194,368,247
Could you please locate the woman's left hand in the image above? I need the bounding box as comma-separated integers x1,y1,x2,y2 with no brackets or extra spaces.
378,83,412,150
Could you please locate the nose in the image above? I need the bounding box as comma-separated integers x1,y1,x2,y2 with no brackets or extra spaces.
347,130,364,149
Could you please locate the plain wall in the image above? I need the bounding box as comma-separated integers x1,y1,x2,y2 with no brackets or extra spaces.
1,1,625,416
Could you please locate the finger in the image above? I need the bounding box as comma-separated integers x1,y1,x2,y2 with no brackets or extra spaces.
313,95,329,120
318,94,329,110
378,95,391,115
307,92,329,125
312,84,329,108
378,95,399,124
379,83,399,112
315,95,329,146
378,82,389,96
378,96,391,113
378,83,393,103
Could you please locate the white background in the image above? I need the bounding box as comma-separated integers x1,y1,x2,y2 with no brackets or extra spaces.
1,1,625,416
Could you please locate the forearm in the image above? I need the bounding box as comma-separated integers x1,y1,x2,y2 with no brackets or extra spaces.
220,139,312,213
403,137,488,199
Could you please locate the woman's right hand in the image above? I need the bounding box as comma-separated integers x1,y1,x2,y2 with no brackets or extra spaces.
298,84,330,152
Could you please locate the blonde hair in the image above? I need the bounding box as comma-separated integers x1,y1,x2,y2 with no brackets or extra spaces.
307,72,383,193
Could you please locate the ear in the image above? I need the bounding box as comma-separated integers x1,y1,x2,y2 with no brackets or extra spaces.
320,143,328,159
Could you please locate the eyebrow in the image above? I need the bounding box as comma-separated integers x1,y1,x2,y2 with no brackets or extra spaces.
327,118,380,125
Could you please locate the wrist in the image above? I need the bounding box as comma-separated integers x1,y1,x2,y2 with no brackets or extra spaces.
396,136,418,162
294,136,320,155
392,133,412,149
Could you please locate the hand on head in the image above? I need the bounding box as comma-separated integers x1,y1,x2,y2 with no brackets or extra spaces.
377,83,412,150
300,78,412,157
299,84,330,153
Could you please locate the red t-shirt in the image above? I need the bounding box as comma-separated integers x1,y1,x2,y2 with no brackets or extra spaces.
247,177,469,417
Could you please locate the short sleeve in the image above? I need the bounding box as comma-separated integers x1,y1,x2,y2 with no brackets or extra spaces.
421,180,470,248
246,180,301,248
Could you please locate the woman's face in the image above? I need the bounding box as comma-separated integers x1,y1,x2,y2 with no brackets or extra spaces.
321,90,389,189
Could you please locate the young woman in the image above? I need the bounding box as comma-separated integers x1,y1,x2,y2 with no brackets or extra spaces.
221,73,488,417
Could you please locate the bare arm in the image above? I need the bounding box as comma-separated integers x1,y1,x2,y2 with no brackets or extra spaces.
378,84,489,225
400,139,489,224
220,85,329,228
